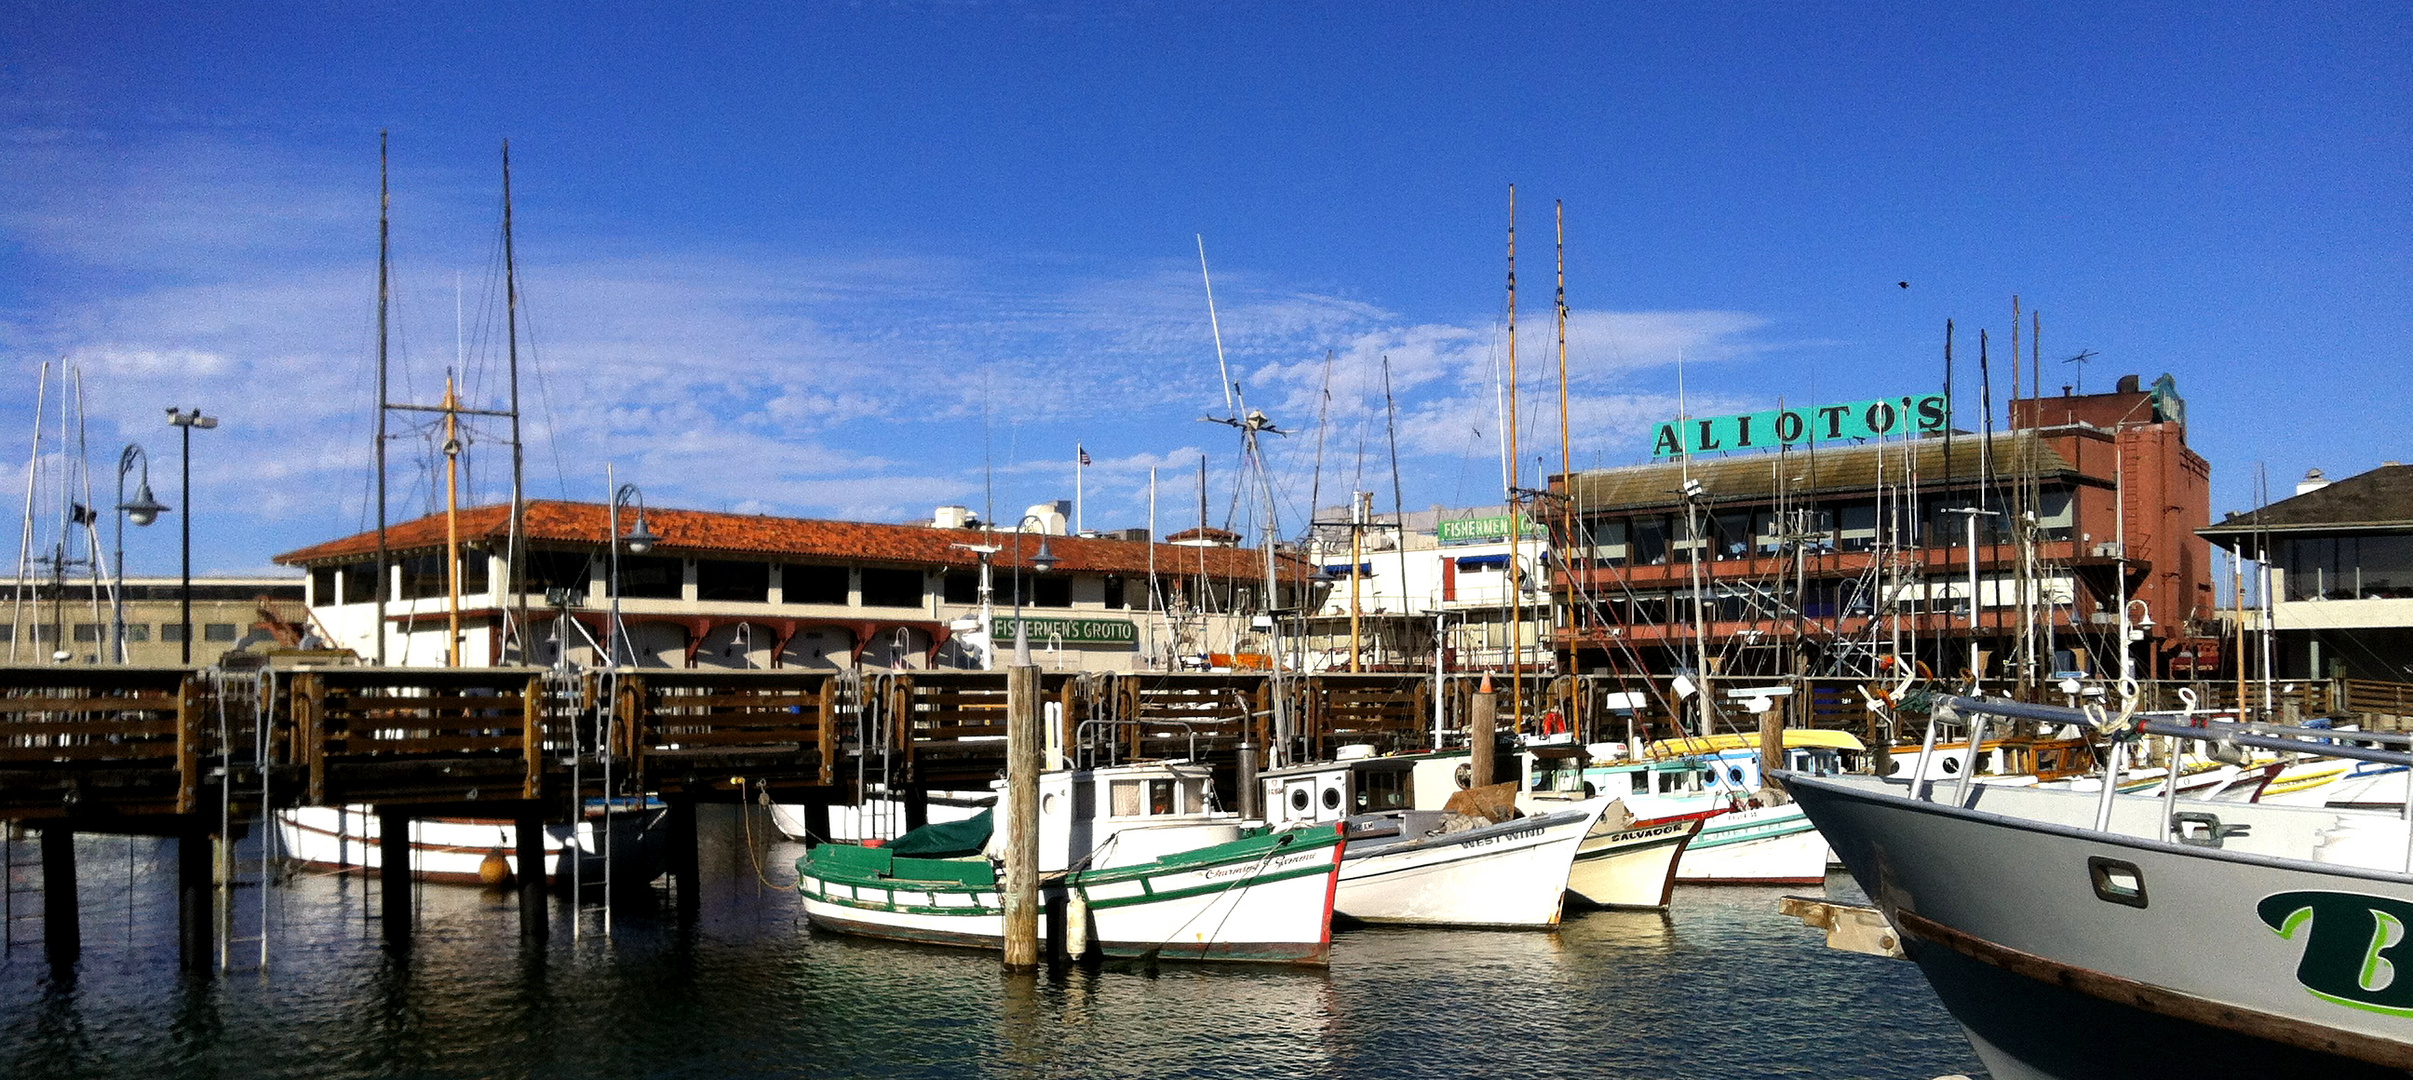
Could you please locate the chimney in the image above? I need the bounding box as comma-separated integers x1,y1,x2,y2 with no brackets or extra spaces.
2296,469,2330,497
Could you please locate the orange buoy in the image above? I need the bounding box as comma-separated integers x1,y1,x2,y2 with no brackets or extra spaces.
478,848,512,887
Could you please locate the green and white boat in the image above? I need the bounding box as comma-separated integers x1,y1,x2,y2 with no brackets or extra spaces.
795,760,1346,964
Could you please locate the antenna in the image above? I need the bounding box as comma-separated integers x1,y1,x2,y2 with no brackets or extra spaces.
2062,349,2098,394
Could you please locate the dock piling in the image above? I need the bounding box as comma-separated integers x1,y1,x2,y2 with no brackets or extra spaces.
1470,677,1498,788
40,824,78,972
175,822,212,974
1002,664,1042,972
515,804,547,943
379,807,412,949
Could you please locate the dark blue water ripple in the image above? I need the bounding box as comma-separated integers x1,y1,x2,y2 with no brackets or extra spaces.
0,817,1981,1080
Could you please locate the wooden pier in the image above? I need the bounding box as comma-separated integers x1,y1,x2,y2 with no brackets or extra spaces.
4,660,2401,972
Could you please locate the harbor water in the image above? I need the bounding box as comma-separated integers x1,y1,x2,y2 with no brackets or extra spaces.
2,810,1983,1079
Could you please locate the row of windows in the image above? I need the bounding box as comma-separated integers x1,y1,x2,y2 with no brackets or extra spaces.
1572,490,2077,567
315,556,1146,611
0,622,237,643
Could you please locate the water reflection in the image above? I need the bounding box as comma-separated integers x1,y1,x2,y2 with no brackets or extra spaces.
0,818,1979,1080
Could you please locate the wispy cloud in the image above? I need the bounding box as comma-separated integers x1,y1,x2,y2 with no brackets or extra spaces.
0,129,1794,568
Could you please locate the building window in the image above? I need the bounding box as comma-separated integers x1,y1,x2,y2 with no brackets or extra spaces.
860,568,924,608
72,623,102,642
204,623,239,642
311,566,339,605
161,624,185,643
1103,575,1125,609
696,559,769,602
340,561,382,604
615,556,684,599
524,549,594,597
30,624,54,642
399,553,490,599
1630,517,1670,565
785,564,849,605
124,624,150,642
1032,576,1072,608
942,571,980,605
1837,502,1879,552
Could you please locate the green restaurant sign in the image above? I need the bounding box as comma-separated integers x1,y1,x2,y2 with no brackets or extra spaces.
992,616,1138,648
1652,394,1950,457
1436,514,1544,545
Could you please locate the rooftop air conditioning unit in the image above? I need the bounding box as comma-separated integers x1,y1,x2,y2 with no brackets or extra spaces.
2092,542,2125,559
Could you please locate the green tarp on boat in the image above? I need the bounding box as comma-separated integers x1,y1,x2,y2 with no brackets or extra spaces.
888,809,994,857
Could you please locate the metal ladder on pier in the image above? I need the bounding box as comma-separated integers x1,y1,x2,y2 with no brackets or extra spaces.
571,667,620,939
211,663,278,972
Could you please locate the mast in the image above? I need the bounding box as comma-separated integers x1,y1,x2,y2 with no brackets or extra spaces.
1504,184,1524,730
1554,200,1572,682
503,140,529,666
1348,491,1365,672
443,374,463,668
375,131,390,665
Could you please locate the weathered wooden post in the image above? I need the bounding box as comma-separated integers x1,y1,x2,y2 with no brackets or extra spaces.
1469,673,1498,788
515,803,547,944
379,806,412,949
1002,663,1043,972
1758,695,1786,788
40,824,78,971
177,821,213,972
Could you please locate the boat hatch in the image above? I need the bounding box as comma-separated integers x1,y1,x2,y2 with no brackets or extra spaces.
1352,761,1414,813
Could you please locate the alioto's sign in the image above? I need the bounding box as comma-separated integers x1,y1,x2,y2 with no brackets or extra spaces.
1652,394,1950,458
992,616,1138,648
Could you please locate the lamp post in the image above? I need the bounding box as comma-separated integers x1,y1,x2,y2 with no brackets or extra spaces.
606,481,656,668
1007,515,1059,668
113,444,168,663
165,408,217,664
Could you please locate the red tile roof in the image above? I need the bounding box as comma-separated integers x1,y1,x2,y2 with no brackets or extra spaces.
275,500,1301,581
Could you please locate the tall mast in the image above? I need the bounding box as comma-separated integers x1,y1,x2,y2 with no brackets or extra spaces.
443,374,463,668
1504,185,1523,730
1554,199,1571,681
375,131,390,666
503,140,529,666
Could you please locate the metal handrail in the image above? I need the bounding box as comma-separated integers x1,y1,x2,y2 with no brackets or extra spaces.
1938,695,2413,769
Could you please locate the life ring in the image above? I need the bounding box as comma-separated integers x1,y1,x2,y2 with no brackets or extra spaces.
1541,709,1570,736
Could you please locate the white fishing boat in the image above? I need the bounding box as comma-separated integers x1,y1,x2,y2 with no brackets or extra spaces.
794,760,1345,963
1260,753,1609,927
1561,808,1702,909
1786,691,2413,1079
277,802,667,887
1526,736,1846,886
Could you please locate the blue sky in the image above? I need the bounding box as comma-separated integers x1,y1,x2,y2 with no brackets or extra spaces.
1,2,2406,576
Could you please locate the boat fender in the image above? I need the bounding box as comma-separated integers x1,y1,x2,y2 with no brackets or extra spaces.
1067,891,1093,960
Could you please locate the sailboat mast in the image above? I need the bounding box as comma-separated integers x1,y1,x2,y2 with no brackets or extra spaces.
443,375,462,668
1554,200,1571,684
503,139,528,666
1504,184,1523,730
374,132,392,666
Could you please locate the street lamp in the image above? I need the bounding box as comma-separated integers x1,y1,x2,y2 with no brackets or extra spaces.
113,444,169,663
1008,515,1060,668
607,482,654,667
166,408,216,664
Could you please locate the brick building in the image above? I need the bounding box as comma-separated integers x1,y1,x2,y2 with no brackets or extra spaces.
1549,375,2216,686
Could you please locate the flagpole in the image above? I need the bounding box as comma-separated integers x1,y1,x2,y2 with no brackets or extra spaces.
1075,444,1086,534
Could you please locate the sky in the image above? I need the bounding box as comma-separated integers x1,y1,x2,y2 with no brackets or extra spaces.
1,1,2406,577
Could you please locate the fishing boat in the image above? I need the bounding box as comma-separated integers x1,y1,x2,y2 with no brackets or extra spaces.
1527,733,1849,886
794,759,1345,963
277,802,667,887
1785,691,2413,1079
1260,752,1626,926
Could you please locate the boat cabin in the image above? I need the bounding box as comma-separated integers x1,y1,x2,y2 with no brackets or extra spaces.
1005,760,1243,873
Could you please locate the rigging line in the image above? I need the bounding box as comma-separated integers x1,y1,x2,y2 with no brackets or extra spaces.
1307,349,1335,538
1197,235,1236,419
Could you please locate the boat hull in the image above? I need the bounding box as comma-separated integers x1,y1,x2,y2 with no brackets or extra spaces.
796,826,1345,964
1566,817,1700,910
1670,802,1829,885
1332,804,1604,928
1780,771,2413,1080
277,805,667,887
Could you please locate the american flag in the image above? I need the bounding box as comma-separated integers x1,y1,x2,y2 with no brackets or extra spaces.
1078,445,1091,466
